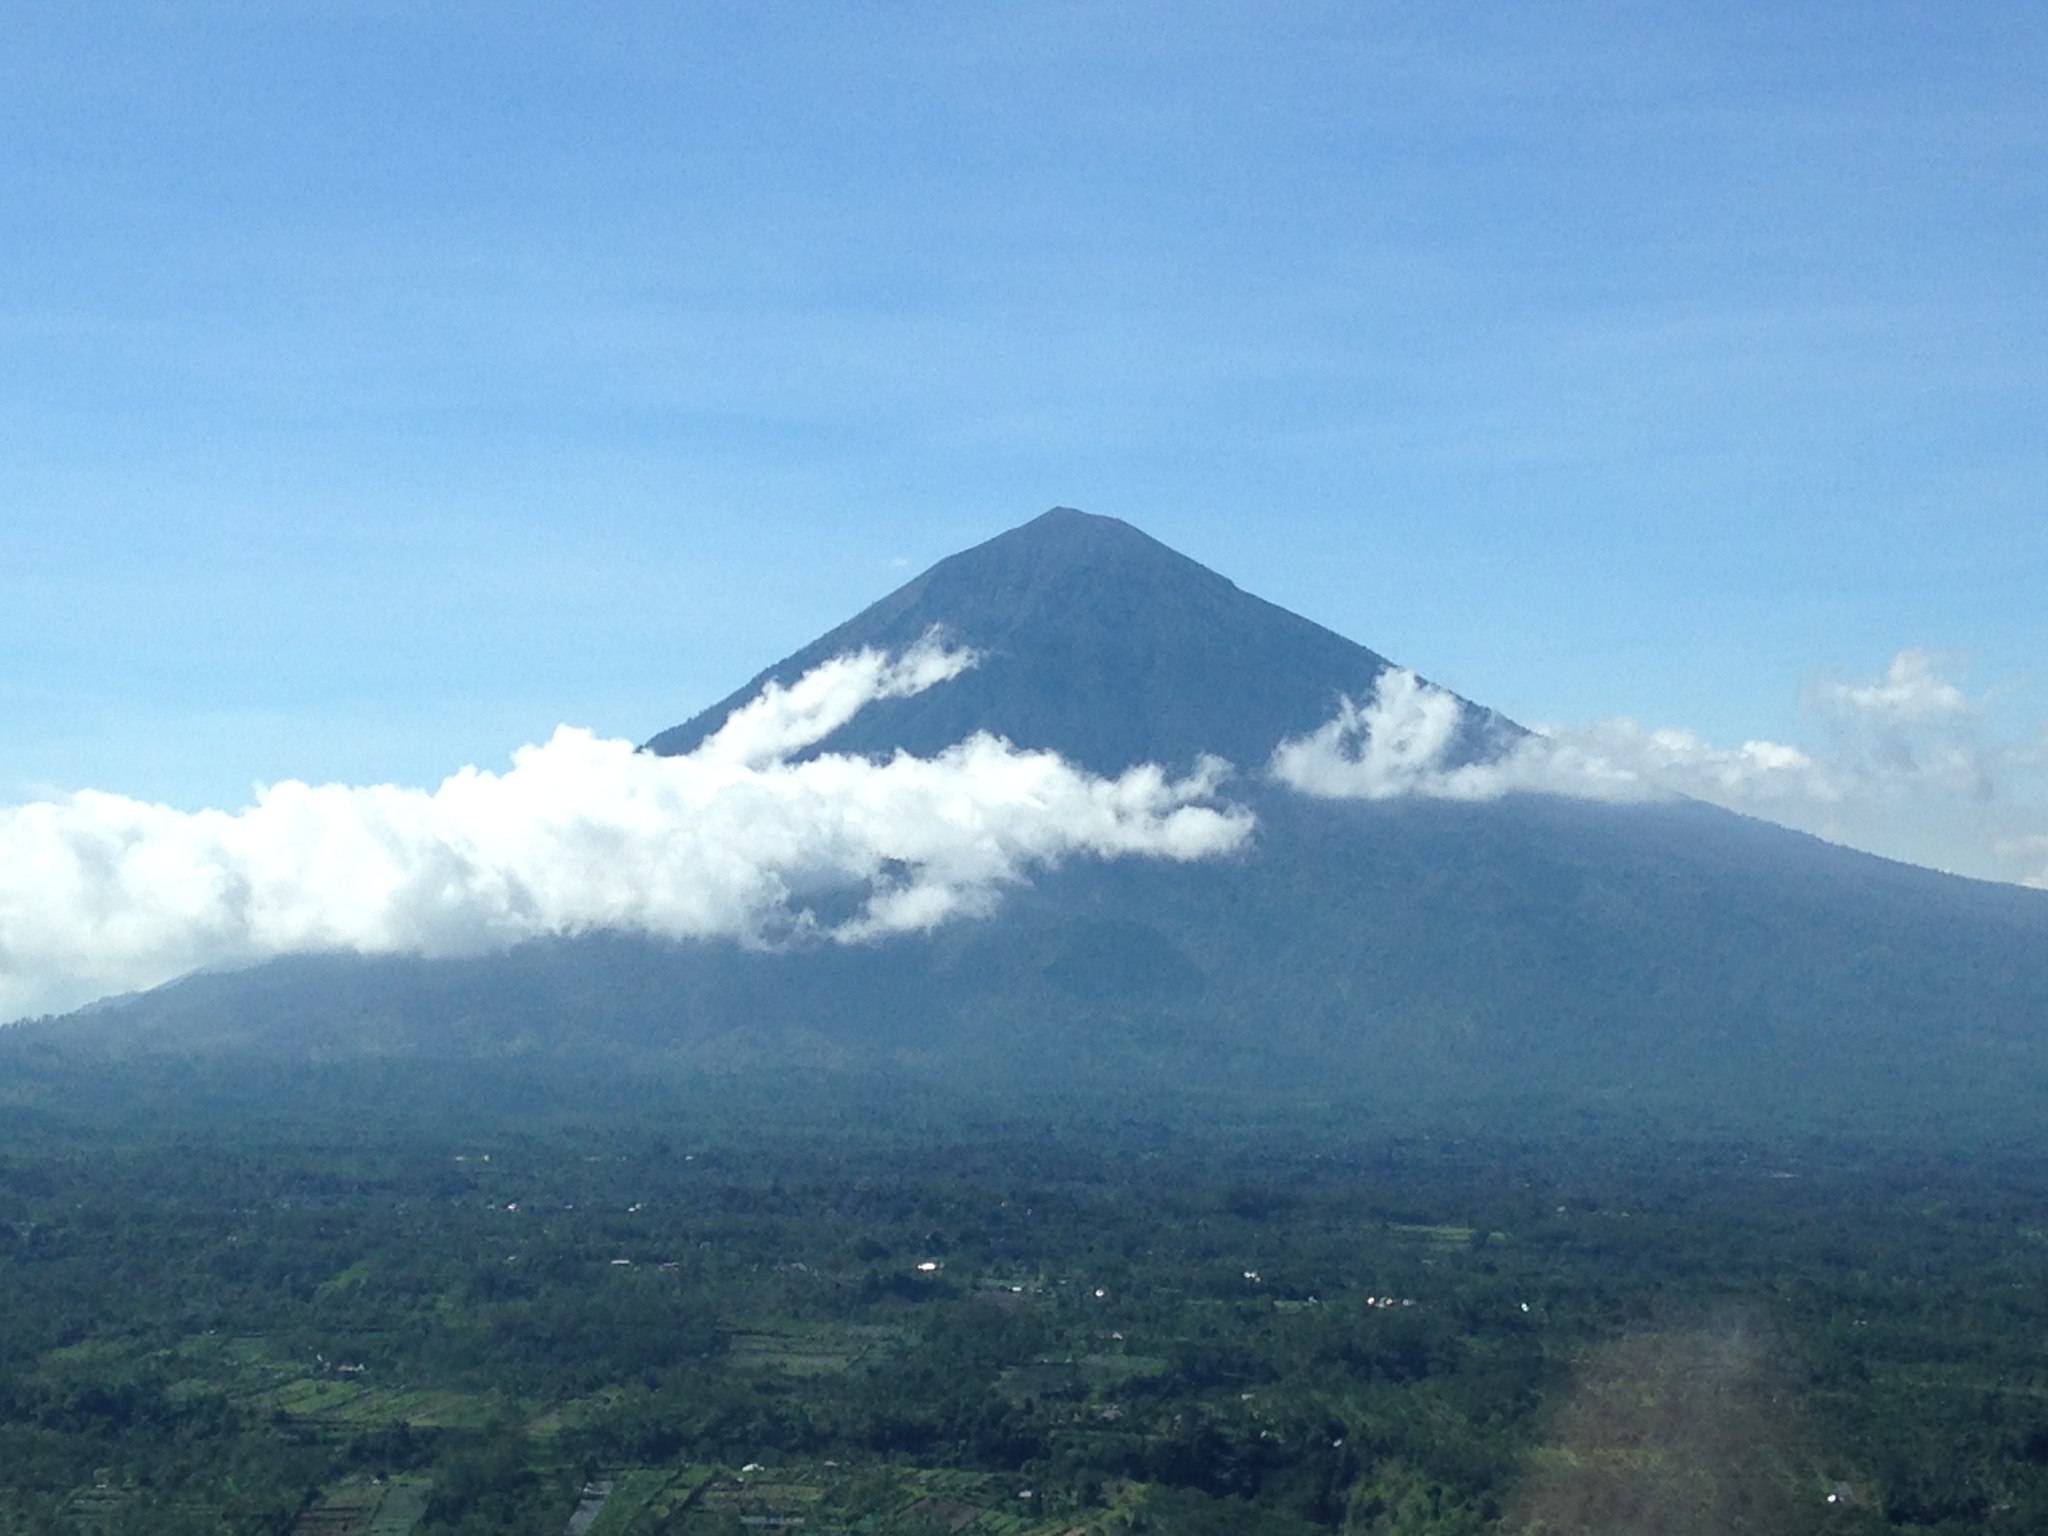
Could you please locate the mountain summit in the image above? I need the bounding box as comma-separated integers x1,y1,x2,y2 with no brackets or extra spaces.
647,508,1513,774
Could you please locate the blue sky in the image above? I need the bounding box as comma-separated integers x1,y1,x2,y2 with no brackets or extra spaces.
3,3,2044,867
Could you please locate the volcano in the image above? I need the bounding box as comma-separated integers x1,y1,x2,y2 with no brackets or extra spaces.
16,508,2048,1138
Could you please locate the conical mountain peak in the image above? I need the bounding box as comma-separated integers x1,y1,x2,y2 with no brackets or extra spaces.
647,507,1511,775
41,513,2048,1146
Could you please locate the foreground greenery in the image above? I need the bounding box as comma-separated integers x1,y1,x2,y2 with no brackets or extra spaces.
5,1090,2048,1534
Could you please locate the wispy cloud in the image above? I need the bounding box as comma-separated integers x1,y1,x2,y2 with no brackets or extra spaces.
0,634,1251,1024
1273,650,2048,885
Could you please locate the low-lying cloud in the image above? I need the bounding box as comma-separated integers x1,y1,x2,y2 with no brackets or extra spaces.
1273,650,2048,888
0,636,1251,1024
10,637,2041,1025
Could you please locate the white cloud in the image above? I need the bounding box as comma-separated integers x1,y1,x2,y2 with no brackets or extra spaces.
1809,648,1973,726
1267,668,1486,800
0,635,1251,1024
1272,653,2048,885
10,637,2038,1026
692,634,979,769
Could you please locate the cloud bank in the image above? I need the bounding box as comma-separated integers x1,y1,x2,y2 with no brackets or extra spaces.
9,637,2040,1024
0,636,1251,1023
1272,651,2048,888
